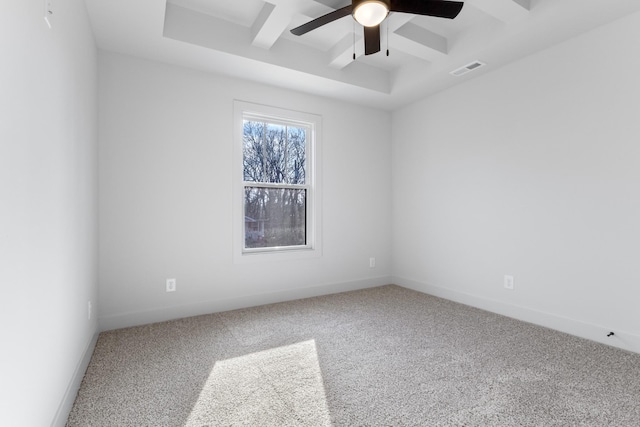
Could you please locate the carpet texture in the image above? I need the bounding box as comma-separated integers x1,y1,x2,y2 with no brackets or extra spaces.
67,285,640,426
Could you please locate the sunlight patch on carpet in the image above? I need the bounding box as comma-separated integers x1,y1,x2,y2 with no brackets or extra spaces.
185,339,331,426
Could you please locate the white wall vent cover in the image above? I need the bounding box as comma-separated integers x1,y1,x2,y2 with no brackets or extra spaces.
450,61,486,77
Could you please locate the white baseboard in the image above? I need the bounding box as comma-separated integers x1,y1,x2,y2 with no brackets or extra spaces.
99,276,393,332
393,276,640,355
51,332,99,427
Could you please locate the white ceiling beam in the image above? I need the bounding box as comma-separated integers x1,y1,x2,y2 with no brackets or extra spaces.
470,0,530,22
391,22,448,61
395,22,447,54
328,33,360,69
386,13,414,32
251,2,292,49
164,3,391,94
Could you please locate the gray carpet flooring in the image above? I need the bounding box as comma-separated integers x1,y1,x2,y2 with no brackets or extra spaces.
67,285,640,426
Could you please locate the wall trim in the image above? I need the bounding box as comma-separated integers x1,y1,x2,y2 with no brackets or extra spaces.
393,276,640,355
99,276,393,331
51,332,99,427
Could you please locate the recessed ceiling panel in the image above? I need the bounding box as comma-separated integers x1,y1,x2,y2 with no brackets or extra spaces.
85,0,640,110
167,0,265,27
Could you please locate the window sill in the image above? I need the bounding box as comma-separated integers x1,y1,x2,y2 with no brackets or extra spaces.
233,245,322,264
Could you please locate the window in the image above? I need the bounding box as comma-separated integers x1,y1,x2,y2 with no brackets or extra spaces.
233,101,321,259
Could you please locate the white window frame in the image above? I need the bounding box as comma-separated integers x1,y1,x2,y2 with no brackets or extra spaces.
233,100,322,263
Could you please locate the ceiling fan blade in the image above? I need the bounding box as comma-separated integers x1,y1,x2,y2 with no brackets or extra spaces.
290,5,353,36
364,25,381,55
390,0,463,19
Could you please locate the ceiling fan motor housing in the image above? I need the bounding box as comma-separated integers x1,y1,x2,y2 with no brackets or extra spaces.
352,0,391,27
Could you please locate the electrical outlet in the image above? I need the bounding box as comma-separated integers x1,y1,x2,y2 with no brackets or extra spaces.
166,278,176,292
87,301,92,320
504,275,514,290
369,257,376,268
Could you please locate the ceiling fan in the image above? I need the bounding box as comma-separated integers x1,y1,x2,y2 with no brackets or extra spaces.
291,0,464,56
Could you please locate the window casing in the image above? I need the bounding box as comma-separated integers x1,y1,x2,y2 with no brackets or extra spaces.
233,101,321,260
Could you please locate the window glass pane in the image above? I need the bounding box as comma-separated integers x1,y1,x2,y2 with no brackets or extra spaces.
243,121,265,182
244,187,306,248
286,126,306,185
243,120,307,185
265,123,286,183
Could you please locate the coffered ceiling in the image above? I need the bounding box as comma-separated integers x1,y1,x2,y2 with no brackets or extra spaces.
85,0,640,110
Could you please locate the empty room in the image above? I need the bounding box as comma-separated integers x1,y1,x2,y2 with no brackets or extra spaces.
4,0,640,425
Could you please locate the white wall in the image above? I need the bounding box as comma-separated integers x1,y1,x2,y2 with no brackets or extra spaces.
392,11,640,353
98,52,392,330
0,1,98,426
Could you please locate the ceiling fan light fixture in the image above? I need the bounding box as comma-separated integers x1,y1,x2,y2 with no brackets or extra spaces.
353,0,389,27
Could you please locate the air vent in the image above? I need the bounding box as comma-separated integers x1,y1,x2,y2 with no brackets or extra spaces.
450,61,486,77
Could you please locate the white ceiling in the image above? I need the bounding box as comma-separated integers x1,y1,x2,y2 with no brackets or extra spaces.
85,0,640,111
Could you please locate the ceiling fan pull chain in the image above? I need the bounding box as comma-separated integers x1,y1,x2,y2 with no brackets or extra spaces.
353,21,356,60
386,18,389,57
